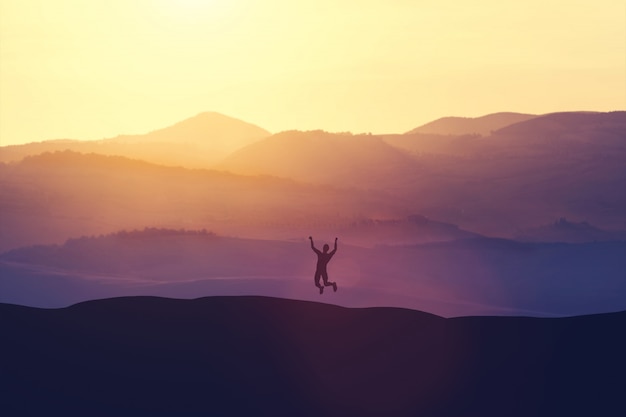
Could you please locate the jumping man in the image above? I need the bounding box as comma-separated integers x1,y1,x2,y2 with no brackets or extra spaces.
309,236,338,294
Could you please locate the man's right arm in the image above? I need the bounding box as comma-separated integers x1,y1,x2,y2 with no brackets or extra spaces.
309,236,320,253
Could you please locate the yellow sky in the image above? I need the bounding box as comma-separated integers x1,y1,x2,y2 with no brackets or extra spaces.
1,0,624,145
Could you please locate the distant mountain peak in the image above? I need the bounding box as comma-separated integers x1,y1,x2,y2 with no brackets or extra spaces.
0,112,272,167
121,111,270,144
159,111,262,130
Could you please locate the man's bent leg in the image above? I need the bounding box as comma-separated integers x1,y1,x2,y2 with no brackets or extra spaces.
314,271,324,294
322,272,337,292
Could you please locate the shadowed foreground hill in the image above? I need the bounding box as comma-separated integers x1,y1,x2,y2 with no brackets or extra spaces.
1,297,624,416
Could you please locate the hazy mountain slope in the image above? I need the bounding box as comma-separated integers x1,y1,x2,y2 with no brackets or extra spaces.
0,112,270,167
406,112,538,136
385,112,626,234
108,111,269,150
2,112,624,243
0,151,408,252
217,130,420,189
382,132,480,156
1,296,624,416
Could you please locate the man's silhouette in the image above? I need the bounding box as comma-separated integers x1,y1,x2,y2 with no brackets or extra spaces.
309,236,338,294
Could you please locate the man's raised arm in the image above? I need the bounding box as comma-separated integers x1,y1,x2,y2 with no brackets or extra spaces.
309,236,321,254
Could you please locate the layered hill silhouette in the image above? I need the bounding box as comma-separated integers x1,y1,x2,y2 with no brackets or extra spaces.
217,130,420,188
0,112,270,168
218,111,626,235
2,111,625,249
1,296,625,416
0,151,408,252
494,111,624,138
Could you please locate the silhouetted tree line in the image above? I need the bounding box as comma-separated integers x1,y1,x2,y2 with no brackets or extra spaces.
0,228,219,272
64,228,216,245
113,227,216,239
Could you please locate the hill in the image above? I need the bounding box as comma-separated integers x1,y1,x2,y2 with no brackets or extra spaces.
108,111,270,152
1,296,624,416
406,112,538,136
0,112,270,168
217,130,420,189
382,132,481,156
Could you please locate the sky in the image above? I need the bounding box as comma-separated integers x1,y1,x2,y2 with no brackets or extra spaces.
1,0,625,146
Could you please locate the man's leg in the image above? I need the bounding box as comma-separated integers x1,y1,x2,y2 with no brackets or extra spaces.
314,271,324,294
322,272,337,292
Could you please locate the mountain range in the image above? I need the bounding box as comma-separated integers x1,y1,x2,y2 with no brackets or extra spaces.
4,110,624,246
1,110,625,415
1,109,625,317
2,296,625,416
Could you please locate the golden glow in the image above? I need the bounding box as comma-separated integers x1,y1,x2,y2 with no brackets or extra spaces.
154,0,230,21
0,0,624,145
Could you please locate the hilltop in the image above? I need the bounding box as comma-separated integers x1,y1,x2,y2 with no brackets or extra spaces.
0,112,270,167
217,130,419,188
1,296,624,416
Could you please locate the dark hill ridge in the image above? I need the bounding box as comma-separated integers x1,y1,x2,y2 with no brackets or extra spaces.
2,296,624,416
493,111,626,138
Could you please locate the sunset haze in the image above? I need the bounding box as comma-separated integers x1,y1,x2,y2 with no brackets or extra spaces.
1,0,624,145
1,2,626,413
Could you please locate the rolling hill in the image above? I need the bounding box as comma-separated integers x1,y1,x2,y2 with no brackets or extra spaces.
217,130,421,189
1,296,624,416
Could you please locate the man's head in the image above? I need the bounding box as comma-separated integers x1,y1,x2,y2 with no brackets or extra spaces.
323,244,329,253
